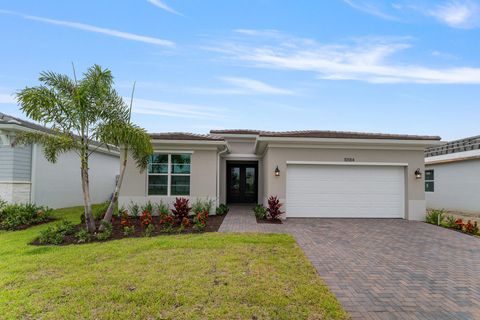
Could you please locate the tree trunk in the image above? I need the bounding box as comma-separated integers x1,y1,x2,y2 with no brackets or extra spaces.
81,154,96,233
100,148,128,230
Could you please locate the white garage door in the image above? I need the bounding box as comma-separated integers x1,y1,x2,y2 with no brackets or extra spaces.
286,164,405,218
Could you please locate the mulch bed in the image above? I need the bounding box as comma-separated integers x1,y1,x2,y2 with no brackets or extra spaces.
1,218,56,231
31,214,227,246
256,217,282,224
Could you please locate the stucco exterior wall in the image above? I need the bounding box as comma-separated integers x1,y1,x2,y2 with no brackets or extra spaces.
426,160,480,213
263,146,426,220
33,145,119,208
119,147,218,211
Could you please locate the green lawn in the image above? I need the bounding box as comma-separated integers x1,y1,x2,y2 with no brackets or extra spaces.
0,206,348,320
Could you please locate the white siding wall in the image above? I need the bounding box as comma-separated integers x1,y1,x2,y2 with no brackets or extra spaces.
33,145,119,208
0,144,32,203
426,160,480,213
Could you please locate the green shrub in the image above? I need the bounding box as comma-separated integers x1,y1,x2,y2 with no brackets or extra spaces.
155,201,170,217
96,221,113,241
123,225,135,236
141,201,154,214
93,202,110,221
426,210,444,225
0,203,52,230
216,204,229,216
143,224,155,237
128,202,140,217
75,228,91,243
38,221,75,245
192,199,214,215
253,204,267,219
442,215,457,229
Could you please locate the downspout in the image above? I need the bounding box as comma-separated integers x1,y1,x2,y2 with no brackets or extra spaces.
216,143,229,208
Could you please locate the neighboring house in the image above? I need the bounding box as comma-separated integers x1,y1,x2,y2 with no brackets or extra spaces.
119,129,441,220
0,112,120,208
425,135,480,213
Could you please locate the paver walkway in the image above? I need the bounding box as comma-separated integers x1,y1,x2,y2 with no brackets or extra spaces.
219,205,480,320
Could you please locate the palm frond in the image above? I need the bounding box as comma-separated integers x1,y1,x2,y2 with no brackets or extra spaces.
13,132,78,163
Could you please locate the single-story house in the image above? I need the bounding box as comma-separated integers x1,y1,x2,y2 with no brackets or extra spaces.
119,129,442,220
0,112,120,208
425,135,480,213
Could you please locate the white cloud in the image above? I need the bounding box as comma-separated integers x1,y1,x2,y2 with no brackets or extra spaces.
343,0,480,29
0,93,15,104
342,0,400,20
0,9,175,47
219,77,294,95
210,31,480,84
130,98,227,119
427,0,480,28
147,0,183,16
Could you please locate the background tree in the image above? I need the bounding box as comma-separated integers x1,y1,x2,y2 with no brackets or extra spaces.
15,64,151,233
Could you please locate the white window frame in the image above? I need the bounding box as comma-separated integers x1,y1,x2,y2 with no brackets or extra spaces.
147,153,191,196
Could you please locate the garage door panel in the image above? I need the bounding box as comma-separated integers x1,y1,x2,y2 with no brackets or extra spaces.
286,164,405,218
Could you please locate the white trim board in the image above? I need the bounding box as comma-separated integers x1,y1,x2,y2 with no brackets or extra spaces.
286,161,408,166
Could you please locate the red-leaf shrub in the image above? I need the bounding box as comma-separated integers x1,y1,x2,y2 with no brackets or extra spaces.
140,210,152,227
182,217,190,227
193,210,209,229
159,215,174,228
120,211,132,227
267,196,283,220
464,220,479,234
171,197,191,225
454,218,464,230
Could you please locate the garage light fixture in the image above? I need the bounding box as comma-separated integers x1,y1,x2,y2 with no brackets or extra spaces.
274,166,280,177
414,169,422,179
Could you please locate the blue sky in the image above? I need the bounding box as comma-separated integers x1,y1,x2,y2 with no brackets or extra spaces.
0,0,479,140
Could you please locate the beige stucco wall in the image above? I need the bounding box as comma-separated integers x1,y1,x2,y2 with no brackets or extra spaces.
119,146,218,211
262,146,426,220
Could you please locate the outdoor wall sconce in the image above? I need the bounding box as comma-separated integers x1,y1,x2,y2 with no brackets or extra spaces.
415,169,422,179
274,166,280,177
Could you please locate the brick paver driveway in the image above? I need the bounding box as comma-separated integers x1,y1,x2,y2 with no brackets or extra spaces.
220,206,480,319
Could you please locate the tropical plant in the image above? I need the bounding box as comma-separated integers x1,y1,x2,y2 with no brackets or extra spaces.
253,204,267,219
193,210,209,230
442,215,457,229
128,202,140,217
140,210,153,227
464,220,479,235
425,210,444,225
171,198,191,225
15,65,152,233
143,224,155,237
123,225,135,236
38,220,75,245
159,215,175,231
141,201,154,216
96,221,113,241
155,201,170,217
191,199,214,215
0,203,52,230
75,228,91,243
215,204,229,216
93,202,110,221
99,82,152,230
267,196,283,220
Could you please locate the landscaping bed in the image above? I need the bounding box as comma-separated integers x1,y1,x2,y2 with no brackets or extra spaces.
253,196,283,224
426,209,480,237
30,213,227,245
0,201,53,231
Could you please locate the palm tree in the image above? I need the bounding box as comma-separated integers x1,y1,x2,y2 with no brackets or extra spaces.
15,65,152,233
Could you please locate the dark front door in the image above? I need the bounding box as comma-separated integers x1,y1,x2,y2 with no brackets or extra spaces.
227,162,258,204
